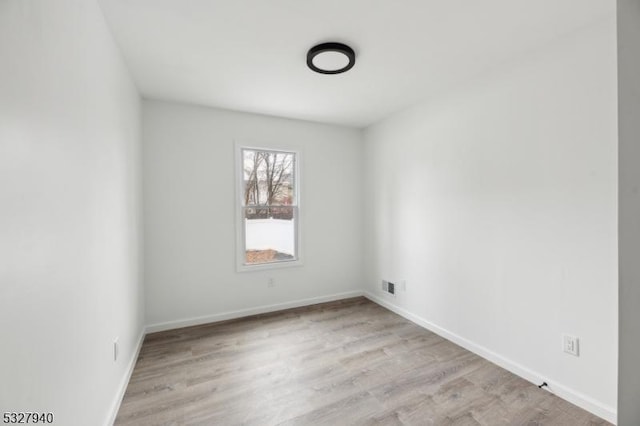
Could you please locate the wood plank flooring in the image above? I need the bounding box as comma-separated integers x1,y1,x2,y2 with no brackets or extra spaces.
115,297,610,425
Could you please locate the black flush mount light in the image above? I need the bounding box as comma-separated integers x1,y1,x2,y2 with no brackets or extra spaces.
307,42,356,74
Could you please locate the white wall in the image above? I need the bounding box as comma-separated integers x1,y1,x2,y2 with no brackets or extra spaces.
143,100,363,330
0,1,143,425
617,0,640,424
363,17,618,422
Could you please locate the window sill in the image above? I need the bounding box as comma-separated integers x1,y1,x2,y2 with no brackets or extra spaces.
236,258,303,273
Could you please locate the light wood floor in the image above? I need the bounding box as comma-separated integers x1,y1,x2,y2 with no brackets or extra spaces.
115,297,610,425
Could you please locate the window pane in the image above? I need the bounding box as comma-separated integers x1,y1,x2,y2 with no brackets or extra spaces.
244,206,296,265
242,149,295,206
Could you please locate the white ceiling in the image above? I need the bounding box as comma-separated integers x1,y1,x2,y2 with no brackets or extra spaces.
99,0,613,128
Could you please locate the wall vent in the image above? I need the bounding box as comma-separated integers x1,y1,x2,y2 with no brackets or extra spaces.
382,280,396,296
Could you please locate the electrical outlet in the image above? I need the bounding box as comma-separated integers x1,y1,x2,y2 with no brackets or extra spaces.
113,338,119,362
382,280,388,292
563,334,579,356
267,277,275,288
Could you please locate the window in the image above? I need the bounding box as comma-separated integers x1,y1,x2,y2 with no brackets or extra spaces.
236,146,299,270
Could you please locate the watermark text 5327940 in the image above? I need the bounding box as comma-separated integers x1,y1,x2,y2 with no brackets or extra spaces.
3,413,54,424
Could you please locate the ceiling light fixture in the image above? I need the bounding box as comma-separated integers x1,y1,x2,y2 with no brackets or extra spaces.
307,42,356,75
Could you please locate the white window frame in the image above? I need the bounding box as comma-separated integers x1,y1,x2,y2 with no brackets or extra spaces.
235,142,302,272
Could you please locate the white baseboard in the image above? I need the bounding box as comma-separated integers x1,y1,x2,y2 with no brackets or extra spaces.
146,290,364,333
105,327,146,426
364,292,617,425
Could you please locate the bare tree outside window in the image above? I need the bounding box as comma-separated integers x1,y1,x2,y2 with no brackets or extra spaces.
241,148,298,265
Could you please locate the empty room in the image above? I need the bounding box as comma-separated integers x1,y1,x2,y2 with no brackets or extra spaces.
2,0,640,425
